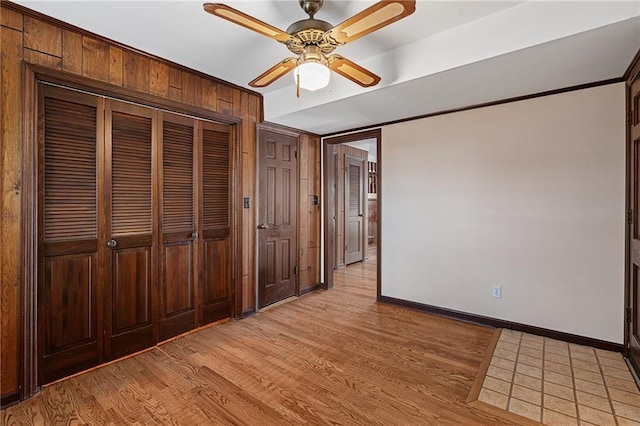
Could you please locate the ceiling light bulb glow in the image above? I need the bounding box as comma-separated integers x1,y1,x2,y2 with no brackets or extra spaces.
294,62,330,91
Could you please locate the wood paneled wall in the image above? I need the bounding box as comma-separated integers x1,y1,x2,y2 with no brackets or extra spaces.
0,1,321,403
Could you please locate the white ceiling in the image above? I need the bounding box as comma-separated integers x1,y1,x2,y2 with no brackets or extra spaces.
16,1,640,135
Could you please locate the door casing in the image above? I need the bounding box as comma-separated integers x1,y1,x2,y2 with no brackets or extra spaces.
625,53,640,378
323,129,381,297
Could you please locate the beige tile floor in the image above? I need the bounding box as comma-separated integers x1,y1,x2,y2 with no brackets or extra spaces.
478,329,640,425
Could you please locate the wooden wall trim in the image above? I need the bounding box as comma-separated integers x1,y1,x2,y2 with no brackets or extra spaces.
324,129,381,145
21,62,38,401
380,295,624,353
262,121,320,139
258,122,303,138
321,78,624,137
232,123,244,319
1,0,261,100
0,391,20,408
300,283,321,296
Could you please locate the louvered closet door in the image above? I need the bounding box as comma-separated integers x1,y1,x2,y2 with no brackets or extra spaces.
345,155,365,265
39,86,103,384
104,101,157,359
159,112,198,340
201,122,232,323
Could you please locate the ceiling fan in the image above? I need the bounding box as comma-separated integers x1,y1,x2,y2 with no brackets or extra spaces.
203,0,416,94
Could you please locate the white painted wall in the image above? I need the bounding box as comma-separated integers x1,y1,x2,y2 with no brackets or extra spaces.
381,83,626,343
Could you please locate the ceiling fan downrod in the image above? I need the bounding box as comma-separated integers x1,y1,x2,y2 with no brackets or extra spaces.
299,0,323,19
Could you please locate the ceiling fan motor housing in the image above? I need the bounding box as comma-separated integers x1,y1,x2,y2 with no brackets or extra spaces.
286,18,336,56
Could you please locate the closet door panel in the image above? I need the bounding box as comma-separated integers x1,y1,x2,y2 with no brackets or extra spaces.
106,101,156,360
202,239,231,322
40,86,102,384
112,247,151,330
42,253,98,383
159,113,197,340
163,243,193,315
201,123,232,323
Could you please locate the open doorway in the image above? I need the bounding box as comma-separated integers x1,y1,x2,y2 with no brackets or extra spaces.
323,129,381,298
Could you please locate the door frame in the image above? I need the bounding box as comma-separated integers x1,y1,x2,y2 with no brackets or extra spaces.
20,64,244,400
255,123,301,311
624,51,640,377
322,129,381,298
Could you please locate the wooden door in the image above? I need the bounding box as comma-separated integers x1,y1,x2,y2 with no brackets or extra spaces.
629,71,640,371
37,84,236,385
345,155,365,265
104,101,157,360
258,129,298,308
158,113,198,340
39,86,103,384
200,121,233,323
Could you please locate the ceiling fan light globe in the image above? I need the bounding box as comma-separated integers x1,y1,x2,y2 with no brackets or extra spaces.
295,62,330,91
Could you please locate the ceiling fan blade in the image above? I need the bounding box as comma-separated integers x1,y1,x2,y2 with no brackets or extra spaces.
203,3,296,43
249,58,298,88
323,0,416,45
328,55,381,87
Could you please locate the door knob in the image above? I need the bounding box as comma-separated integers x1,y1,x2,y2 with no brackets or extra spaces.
106,239,117,248
257,224,268,229
192,231,199,238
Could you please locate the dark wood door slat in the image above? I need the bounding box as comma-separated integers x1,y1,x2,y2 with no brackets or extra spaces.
111,110,152,236
44,97,98,243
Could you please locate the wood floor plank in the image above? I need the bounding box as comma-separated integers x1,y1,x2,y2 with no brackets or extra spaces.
2,256,525,424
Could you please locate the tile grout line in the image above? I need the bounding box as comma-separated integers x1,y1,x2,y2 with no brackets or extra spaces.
595,349,620,426
505,331,523,413
568,343,581,425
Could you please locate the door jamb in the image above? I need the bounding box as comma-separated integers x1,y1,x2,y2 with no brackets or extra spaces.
322,129,381,299
624,51,640,371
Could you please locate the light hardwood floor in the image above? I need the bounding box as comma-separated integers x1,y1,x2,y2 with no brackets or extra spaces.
2,257,525,425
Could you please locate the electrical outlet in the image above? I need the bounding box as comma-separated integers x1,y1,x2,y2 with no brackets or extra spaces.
492,285,502,299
